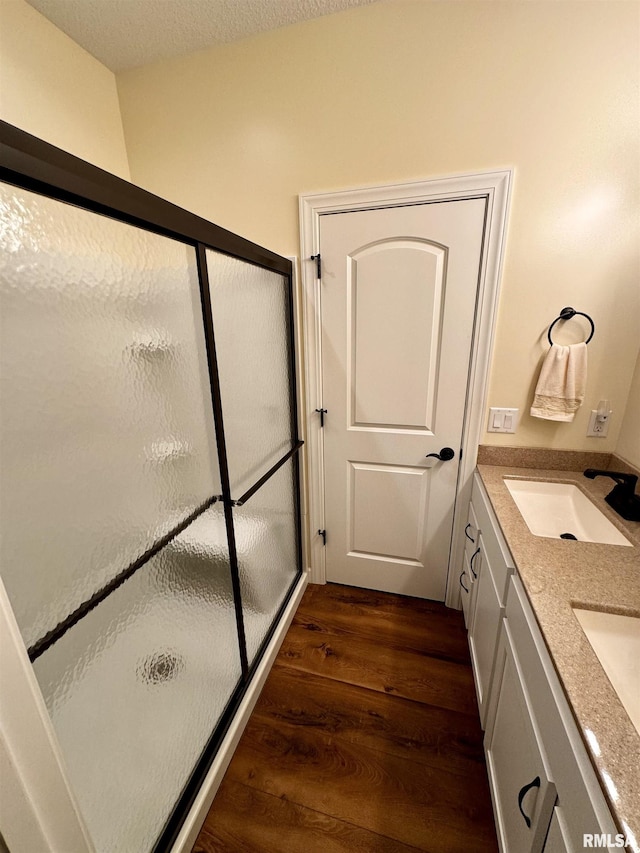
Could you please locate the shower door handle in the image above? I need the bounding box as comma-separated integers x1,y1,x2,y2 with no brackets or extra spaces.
425,447,455,462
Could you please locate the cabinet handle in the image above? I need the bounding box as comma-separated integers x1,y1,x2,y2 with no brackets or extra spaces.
464,522,476,543
517,775,541,828
459,571,468,593
470,547,480,579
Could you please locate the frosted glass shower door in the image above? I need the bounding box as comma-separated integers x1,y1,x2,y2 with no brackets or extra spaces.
206,249,300,664
0,185,222,649
0,183,243,852
232,458,300,662
31,502,240,853
206,250,295,496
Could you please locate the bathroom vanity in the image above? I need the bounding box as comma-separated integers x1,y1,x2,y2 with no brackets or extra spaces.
460,461,640,853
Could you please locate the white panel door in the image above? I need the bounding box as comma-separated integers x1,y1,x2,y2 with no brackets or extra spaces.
320,199,485,598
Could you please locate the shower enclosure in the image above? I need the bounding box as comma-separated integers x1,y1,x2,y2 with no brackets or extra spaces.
0,122,305,853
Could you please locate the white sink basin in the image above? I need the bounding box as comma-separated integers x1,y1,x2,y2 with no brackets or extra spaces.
504,479,632,546
573,608,640,735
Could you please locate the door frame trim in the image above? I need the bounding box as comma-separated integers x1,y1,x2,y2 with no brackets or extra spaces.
299,170,512,606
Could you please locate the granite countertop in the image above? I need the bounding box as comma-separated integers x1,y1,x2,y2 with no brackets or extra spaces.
476,461,640,845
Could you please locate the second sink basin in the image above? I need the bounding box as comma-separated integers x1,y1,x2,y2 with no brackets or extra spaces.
504,479,632,546
573,608,640,735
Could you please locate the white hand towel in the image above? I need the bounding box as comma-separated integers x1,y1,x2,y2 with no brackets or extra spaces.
530,342,587,422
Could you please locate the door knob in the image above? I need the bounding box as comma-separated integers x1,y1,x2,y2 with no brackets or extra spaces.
425,447,455,461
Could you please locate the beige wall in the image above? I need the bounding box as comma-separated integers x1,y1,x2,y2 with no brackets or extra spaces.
2,0,634,456
0,0,130,179
616,349,640,469
117,0,639,453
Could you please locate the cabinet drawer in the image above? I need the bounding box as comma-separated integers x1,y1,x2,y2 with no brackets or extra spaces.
472,474,514,602
461,547,482,630
464,501,480,562
459,558,473,626
460,502,481,628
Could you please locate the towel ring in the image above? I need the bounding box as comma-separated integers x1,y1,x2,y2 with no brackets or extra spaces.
547,307,595,346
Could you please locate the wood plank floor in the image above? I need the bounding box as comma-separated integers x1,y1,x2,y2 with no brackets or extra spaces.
192,583,498,853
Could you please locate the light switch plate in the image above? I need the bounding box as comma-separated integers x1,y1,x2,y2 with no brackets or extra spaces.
488,407,519,433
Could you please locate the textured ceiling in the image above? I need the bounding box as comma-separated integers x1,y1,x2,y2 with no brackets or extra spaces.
25,0,379,71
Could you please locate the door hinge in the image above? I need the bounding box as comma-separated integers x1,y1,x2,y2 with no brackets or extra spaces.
459,447,463,460
318,529,327,545
310,253,321,279
315,407,327,427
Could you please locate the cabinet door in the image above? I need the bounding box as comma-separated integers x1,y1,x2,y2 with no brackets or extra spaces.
542,809,572,853
505,578,621,853
485,620,557,853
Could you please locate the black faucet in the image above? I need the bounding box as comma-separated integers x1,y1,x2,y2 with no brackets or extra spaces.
583,469,640,522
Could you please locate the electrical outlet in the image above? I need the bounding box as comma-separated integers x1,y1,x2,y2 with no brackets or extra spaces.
488,407,519,433
587,409,612,438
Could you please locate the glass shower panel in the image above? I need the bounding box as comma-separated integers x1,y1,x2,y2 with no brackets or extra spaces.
0,184,220,649
206,249,293,497
233,458,299,664
31,501,240,853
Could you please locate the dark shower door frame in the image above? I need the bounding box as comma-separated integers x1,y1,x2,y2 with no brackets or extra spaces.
0,120,305,853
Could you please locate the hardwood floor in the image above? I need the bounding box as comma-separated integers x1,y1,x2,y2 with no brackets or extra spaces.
192,583,498,853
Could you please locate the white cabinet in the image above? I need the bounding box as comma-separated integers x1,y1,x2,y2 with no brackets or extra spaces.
465,474,514,726
460,473,621,853
484,576,620,853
